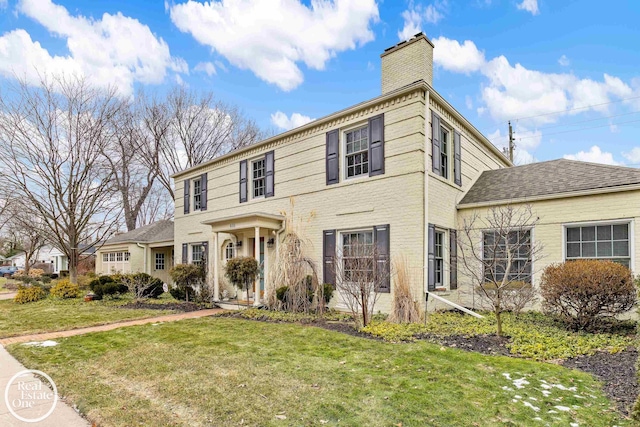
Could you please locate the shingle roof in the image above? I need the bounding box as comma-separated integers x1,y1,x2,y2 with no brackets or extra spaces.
104,220,174,245
459,159,640,206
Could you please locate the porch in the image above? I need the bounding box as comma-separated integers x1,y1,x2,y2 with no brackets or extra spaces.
202,212,285,305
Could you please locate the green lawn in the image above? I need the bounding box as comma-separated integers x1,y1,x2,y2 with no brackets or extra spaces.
0,296,176,338
8,317,628,426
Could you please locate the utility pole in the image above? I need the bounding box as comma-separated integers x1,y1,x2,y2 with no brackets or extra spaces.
508,121,515,163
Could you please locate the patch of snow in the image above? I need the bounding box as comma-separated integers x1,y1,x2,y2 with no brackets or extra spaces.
573,395,585,399
555,405,571,412
548,410,558,414
523,401,540,412
23,340,58,347
513,378,530,389
503,373,512,380
514,395,522,399
570,423,579,427
533,417,543,421
553,384,577,392
529,396,538,401
502,386,513,391
542,390,551,397
540,383,552,389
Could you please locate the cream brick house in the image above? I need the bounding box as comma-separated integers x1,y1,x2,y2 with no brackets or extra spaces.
169,32,640,313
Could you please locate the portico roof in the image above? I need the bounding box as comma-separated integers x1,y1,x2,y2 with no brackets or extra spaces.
201,212,285,233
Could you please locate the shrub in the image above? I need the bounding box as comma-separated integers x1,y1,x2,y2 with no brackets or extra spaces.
49,273,59,280
121,273,164,299
225,257,259,293
89,275,127,299
40,276,52,284
14,285,47,304
59,270,69,278
169,264,206,302
275,281,333,310
388,257,421,324
50,279,80,299
540,260,637,331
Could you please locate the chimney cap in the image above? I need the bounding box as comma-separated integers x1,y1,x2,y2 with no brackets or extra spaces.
380,32,434,57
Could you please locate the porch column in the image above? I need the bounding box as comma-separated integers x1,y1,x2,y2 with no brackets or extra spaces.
263,234,269,303
213,232,220,302
254,226,261,306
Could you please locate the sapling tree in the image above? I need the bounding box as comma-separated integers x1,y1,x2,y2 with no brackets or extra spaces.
458,204,543,336
225,257,259,307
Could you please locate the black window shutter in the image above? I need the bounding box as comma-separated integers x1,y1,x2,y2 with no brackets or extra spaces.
374,224,391,293
239,160,248,203
449,229,458,290
368,114,385,177
200,173,208,210
432,112,441,175
326,130,340,185
265,150,275,198
182,243,188,264
323,230,336,285
202,241,209,272
454,131,462,186
183,179,190,214
428,224,436,291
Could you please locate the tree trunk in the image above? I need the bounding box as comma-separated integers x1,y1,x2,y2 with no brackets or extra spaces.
495,309,503,337
69,247,78,284
361,292,368,327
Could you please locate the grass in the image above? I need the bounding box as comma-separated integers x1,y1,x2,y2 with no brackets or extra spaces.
0,276,10,293
7,317,629,427
0,295,177,338
362,311,637,361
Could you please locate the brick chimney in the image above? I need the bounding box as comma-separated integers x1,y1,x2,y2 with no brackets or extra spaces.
380,32,434,94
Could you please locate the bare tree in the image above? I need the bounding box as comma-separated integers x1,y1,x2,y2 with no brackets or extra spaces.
102,102,159,231
0,76,122,284
334,239,391,327
149,86,263,200
458,205,543,336
136,182,173,227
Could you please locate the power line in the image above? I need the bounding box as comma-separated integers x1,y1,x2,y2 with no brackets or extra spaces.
511,94,640,122
516,117,640,141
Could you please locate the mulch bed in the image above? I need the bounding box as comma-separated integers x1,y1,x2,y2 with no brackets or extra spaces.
121,301,203,312
418,333,512,357
562,347,638,415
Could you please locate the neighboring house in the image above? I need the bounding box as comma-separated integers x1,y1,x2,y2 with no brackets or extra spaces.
6,250,51,269
95,220,174,284
169,32,640,312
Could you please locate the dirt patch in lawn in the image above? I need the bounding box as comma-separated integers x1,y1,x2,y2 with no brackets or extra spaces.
419,333,512,357
562,347,638,415
315,321,382,340
121,301,203,312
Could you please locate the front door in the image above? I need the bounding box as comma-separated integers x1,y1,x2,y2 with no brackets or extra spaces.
250,237,265,291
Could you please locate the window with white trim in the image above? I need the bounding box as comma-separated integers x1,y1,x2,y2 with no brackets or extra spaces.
434,230,445,287
155,253,165,270
192,244,204,266
116,252,123,262
440,126,449,179
101,251,131,274
341,230,374,282
193,178,202,210
482,230,532,283
345,126,369,178
252,158,266,198
124,252,130,261
225,242,235,261
566,223,630,267
102,253,108,262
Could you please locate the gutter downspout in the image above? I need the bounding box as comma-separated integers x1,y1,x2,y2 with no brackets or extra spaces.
423,89,430,322
136,243,147,274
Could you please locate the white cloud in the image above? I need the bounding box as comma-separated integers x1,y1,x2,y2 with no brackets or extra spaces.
564,146,620,165
214,60,228,73
424,4,443,24
517,0,539,15
558,55,570,67
398,1,447,41
0,0,184,97
270,111,314,131
194,61,216,76
432,37,485,74
623,147,640,164
170,0,379,91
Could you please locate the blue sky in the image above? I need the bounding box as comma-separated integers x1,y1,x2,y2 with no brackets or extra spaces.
1,0,640,166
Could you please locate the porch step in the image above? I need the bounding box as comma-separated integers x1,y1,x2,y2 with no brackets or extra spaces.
215,301,264,311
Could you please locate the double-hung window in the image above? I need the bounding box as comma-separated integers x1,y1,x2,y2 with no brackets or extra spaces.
434,230,445,287
345,126,369,178
252,158,266,198
482,230,532,284
341,230,374,282
566,223,630,267
440,126,449,179
193,178,202,210
155,253,165,270
192,245,204,266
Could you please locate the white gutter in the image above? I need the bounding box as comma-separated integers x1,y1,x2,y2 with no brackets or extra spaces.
136,243,147,274
426,291,484,318
423,89,430,316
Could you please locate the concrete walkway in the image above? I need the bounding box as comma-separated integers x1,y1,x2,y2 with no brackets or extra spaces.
0,292,16,301
0,308,223,425
0,308,223,345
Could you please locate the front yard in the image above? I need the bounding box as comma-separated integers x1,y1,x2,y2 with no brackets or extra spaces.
0,296,178,338
8,316,629,426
